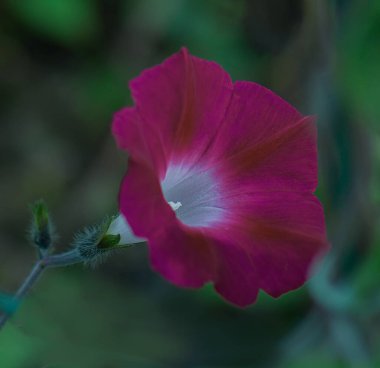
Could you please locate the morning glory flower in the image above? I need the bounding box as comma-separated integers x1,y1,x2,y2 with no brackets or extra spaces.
110,48,328,307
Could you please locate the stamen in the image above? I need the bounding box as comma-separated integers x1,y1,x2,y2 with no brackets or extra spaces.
168,201,182,211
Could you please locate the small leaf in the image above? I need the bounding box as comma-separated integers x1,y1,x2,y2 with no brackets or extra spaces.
98,234,121,250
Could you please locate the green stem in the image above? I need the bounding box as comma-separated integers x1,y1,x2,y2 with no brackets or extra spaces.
0,249,83,330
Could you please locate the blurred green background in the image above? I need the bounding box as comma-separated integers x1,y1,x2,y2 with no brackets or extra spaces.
0,0,379,367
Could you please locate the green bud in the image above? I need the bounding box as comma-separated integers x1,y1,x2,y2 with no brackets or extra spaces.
72,216,123,266
29,199,55,253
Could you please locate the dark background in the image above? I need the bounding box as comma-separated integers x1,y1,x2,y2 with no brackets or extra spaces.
0,0,379,367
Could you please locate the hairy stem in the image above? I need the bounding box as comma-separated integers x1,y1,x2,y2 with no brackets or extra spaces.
0,249,83,330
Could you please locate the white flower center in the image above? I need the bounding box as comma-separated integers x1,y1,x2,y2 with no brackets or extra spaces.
161,164,224,228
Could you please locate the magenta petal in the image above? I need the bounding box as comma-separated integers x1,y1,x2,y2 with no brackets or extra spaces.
130,48,233,165
118,159,175,238
206,192,327,305
211,82,317,192
112,107,167,178
213,81,303,157
251,193,328,297
212,240,259,307
149,223,216,288
216,191,328,297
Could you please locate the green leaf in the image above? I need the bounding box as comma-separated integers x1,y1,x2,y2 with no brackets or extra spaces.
6,0,99,46
0,322,41,367
339,1,380,126
70,63,126,127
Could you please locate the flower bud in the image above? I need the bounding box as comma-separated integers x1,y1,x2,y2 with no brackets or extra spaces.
29,199,55,255
72,216,122,266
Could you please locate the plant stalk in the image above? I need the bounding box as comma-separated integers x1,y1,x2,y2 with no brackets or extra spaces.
0,249,82,330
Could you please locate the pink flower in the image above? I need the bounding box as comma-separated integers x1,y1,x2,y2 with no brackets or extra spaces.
111,48,328,307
